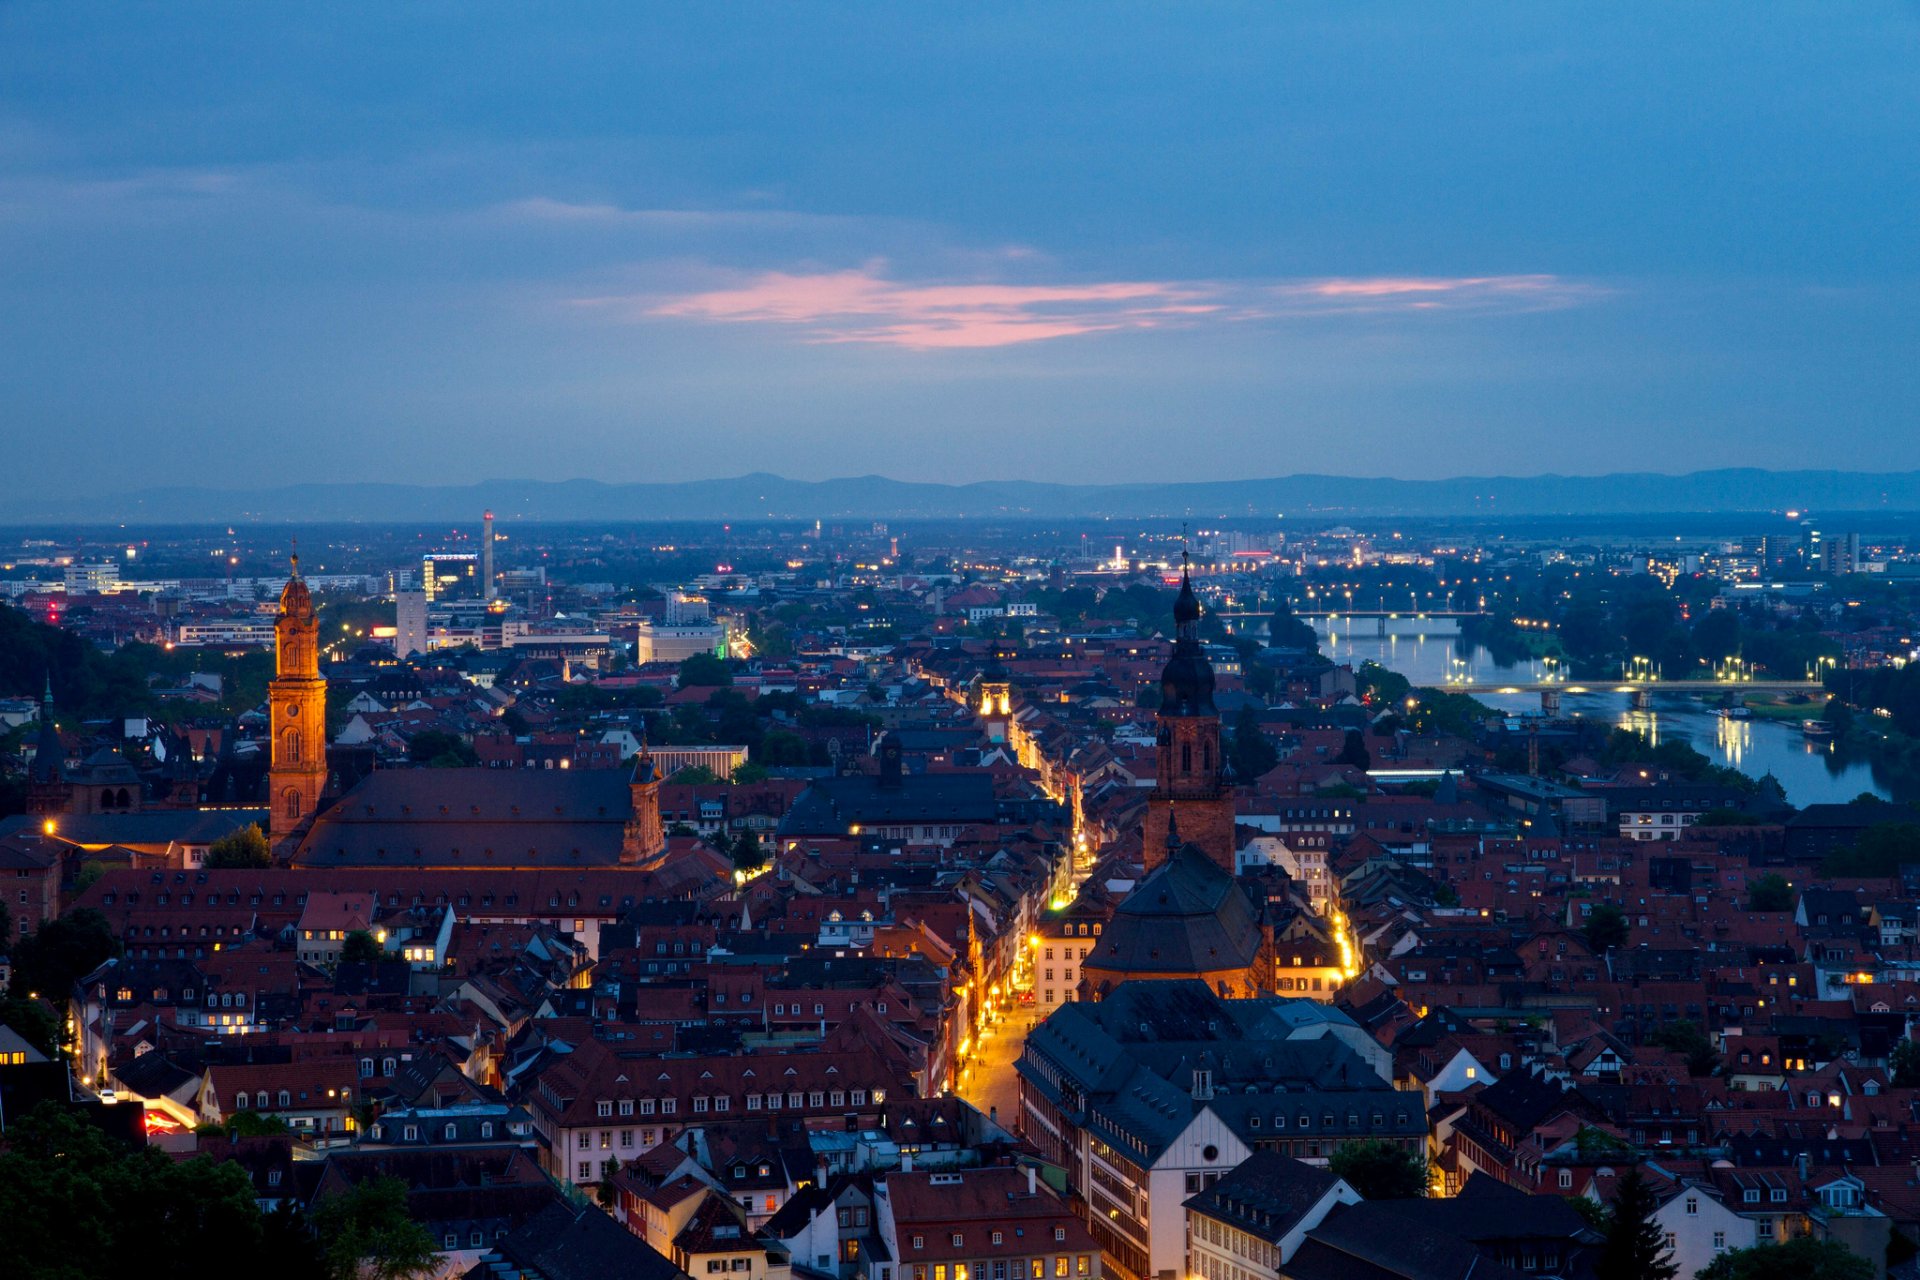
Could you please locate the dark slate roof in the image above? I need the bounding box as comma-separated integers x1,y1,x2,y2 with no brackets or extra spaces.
1084,846,1261,978
776,773,997,836
1182,1152,1341,1243
295,768,633,867
1291,1191,1563,1280
0,809,268,847
479,1201,688,1280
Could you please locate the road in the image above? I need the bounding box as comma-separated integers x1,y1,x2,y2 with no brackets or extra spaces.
957,1013,1033,1131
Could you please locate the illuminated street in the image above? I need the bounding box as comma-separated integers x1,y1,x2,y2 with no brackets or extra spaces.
956,1013,1031,1131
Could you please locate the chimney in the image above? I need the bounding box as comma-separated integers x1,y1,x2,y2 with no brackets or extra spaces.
482,509,496,601
1026,1165,1037,1196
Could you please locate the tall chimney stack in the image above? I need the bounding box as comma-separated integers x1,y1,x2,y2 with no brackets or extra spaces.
482,509,496,601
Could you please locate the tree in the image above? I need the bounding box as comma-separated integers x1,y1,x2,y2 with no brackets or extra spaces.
308,1174,437,1280
678,652,733,688
1329,1139,1427,1199
1583,903,1629,955
340,930,385,965
406,729,476,768
1892,1037,1920,1088
1647,1019,1719,1077
731,761,769,784
206,823,272,869
730,829,766,872
1594,1167,1677,1280
669,764,721,785
596,1157,622,1209
0,994,59,1056
1824,823,1920,878
9,906,117,999
1229,703,1278,782
1269,597,1319,651
1696,1236,1874,1280
0,1101,327,1280
1336,729,1372,772
1747,874,1795,912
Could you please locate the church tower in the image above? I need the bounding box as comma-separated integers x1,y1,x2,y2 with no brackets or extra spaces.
269,553,328,846
622,737,666,865
1142,558,1236,872
26,676,68,816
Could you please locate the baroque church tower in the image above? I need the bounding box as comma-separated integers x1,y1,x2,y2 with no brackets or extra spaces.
622,735,666,864
270,553,328,845
1142,558,1236,872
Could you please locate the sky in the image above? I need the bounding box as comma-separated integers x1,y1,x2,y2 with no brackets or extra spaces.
1,3,1917,492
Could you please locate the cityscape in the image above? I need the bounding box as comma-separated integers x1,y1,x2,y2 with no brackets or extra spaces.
4,8,1920,1280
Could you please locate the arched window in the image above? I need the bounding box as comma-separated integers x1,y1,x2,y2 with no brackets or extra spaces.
283,729,300,763
284,789,302,820
1182,743,1193,772
114,788,129,809
100,788,115,809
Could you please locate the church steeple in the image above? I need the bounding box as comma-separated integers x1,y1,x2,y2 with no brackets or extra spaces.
26,674,68,816
269,547,327,852
1143,558,1234,872
1159,554,1216,716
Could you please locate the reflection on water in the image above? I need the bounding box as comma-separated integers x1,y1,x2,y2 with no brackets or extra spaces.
1311,618,1895,806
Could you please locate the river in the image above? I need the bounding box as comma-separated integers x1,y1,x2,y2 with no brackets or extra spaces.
1298,617,1895,806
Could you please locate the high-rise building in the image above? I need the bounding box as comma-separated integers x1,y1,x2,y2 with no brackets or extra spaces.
269,555,328,847
482,508,496,600
393,589,428,658
1142,560,1236,871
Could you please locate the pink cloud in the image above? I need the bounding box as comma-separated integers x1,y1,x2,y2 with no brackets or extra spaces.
583,264,1594,349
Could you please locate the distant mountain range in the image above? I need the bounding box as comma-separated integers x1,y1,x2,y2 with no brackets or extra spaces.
12,469,1920,524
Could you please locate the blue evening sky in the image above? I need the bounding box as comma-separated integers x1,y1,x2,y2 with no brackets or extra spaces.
1,3,1916,490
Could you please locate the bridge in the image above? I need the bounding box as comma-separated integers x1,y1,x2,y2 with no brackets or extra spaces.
1216,609,1487,636
1443,678,1825,712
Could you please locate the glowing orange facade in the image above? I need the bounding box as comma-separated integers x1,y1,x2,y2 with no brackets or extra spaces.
269,558,328,842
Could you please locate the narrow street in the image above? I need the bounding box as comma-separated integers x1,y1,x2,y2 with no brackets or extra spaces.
956,1012,1032,1131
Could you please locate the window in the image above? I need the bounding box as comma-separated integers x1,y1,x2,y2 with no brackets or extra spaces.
1054,1228,1066,1243
991,1233,1003,1246
578,1162,591,1180
597,1100,613,1117
619,1099,634,1116
912,1237,925,1251
952,1234,964,1248
1713,1232,1727,1250
1686,1197,1698,1216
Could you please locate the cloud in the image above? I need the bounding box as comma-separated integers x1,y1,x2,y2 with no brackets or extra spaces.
599,264,1599,348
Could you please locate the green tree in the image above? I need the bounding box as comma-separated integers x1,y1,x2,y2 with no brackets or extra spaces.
10,906,118,999
1892,1038,1920,1088
1329,1139,1428,1199
1824,823,1920,878
730,829,766,872
340,930,385,965
731,761,770,784
0,1101,326,1280
1269,597,1319,651
1647,1019,1720,1077
206,823,272,869
308,1174,437,1280
1595,1167,1677,1280
678,652,733,687
1747,874,1795,912
1695,1236,1873,1280
596,1157,622,1209
406,729,476,768
0,994,59,1056
669,764,721,785
1229,703,1278,782
1337,729,1372,772
1583,903,1629,955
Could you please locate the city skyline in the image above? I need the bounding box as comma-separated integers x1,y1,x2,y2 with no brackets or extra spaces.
3,4,1917,491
